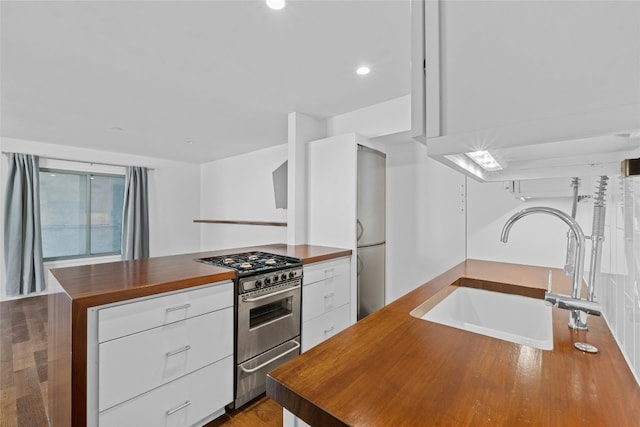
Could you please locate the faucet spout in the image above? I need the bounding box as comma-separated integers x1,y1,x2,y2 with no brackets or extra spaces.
500,206,589,329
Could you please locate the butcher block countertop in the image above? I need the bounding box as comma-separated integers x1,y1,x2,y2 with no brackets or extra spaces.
266,259,640,427
50,243,351,306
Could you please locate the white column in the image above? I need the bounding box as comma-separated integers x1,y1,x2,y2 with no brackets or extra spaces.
287,112,327,245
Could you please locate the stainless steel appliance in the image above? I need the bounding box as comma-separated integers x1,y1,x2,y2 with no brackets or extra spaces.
357,145,386,320
196,251,302,408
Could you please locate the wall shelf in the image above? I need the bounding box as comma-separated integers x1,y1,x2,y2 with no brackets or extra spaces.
193,220,287,227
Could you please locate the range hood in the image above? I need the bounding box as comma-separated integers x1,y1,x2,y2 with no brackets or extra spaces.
426,104,640,182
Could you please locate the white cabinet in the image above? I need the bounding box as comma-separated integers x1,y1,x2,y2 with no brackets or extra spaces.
302,257,352,352
87,281,234,427
412,0,640,182
99,358,233,427
98,282,233,342
306,133,373,324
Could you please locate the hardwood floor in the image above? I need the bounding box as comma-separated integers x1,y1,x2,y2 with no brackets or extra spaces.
1,295,49,427
205,397,283,427
0,295,282,427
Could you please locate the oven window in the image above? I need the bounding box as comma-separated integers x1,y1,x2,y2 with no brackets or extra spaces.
249,297,292,329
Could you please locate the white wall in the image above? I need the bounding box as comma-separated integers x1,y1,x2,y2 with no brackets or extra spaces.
382,140,466,302
467,178,592,269
0,137,201,300
0,138,4,299
327,95,410,139
287,112,327,245
199,144,287,251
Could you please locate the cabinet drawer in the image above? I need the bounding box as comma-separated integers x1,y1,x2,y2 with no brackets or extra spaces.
99,356,233,427
99,281,233,342
303,257,350,286
302,303,351,352
302,274,350,322
99,307,233,411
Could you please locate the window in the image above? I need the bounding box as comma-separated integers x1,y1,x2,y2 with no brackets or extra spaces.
39,169,125,260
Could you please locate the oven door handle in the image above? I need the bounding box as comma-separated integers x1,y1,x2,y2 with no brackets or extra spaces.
240,340,301,374
242,285,301,302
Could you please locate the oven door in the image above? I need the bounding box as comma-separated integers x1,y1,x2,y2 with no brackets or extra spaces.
235,337,300,408
237,281,301,363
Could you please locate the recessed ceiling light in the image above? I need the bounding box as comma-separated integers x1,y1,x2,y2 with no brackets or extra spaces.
266,0,285,10
356,66,371,76
465,150,503,171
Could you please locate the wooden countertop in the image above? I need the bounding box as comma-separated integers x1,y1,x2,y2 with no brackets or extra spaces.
266,259,640,426
50,243,351,306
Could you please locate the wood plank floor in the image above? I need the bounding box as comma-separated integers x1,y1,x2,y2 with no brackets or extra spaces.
1,295,49,427
0,295,282,427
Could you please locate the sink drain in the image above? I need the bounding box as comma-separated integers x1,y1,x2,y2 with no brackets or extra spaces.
574,342,598,353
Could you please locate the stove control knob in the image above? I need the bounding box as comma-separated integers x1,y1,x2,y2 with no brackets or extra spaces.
264,277,271,285
288,271,295,279
281,273,287,281
255,279,262,288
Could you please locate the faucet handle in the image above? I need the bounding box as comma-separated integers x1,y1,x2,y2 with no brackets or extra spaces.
547,269,553,293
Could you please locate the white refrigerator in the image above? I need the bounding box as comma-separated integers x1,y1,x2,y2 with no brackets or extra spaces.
357,145,386,320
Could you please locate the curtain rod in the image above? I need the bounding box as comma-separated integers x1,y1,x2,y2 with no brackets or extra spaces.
1,152,155,171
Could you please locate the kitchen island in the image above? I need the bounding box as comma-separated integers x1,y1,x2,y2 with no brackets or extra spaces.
267,259,640,426
47,244,351,427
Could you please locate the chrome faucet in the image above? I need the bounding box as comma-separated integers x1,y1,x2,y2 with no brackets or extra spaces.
500,206,600,330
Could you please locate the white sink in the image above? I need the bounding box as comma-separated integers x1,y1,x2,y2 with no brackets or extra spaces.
412,286,553,350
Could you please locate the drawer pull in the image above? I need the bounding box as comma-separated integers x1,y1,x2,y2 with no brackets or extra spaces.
166,303,191,313
166,400,192,416
324,326,335,334
240,340,301,373
166,345,191,357
324,293,335,299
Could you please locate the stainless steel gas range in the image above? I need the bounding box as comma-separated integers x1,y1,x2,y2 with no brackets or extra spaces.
197,251,302,408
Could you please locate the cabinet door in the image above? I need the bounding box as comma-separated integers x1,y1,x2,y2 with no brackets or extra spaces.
98,281,233,342
99,357,233,427
302,274,350,323
302,304,350,352
307,134,358,250
99,307,233,411
303,257,350,286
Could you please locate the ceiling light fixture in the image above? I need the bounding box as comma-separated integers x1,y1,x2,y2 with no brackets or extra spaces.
356,66,371,76
465,150,503,171
266,0,285,10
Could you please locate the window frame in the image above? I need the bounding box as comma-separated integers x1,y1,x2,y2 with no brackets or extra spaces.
39,167,126,262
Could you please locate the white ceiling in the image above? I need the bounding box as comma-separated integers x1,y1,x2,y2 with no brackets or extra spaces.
1,0,410,164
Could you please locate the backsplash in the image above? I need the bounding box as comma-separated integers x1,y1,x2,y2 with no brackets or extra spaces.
600,174,640,385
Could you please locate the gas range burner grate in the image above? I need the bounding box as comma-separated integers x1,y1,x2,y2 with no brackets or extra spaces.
196,251,301,276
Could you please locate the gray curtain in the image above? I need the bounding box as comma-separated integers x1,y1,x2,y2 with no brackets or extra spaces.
3,153,46,296
122,166,149,260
